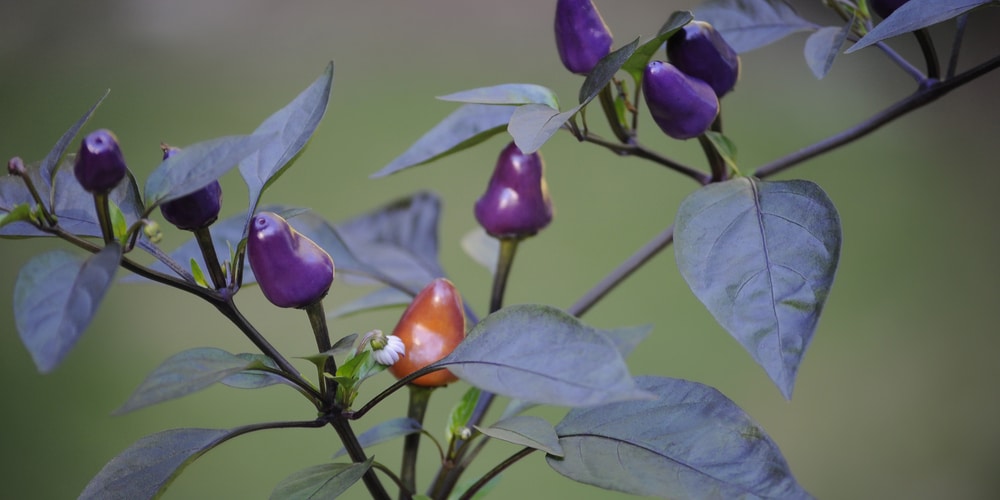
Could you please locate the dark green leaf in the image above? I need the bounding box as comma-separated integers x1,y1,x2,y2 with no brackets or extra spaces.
14,244,121,373
114,347,262,415
694,0,816,53
437,84,559,108
40,89,110,194
239,62,334,219
79,428,230,500
579,37,641,104
436,305,653,407
269,458,372,500
547,376,813,499
326,287,413,319
620,11,694,85
477,416,562,456
332,418,422,459
335,191,445,291
804,21,852,79
372,104,517,178
674,178,841,399
144,134,269,208
220,353,288,389
448,387,482,442
847,0,992,53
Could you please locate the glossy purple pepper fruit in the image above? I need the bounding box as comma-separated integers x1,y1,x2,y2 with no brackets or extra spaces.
73,129,127,193
554,0,613,75
871,0,909,19
642,61,719,140
474,142,553,239
667,21,740,98
247,212,335,308
158,146,223,230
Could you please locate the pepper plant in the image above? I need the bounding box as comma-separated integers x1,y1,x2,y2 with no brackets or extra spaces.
2,0,998,498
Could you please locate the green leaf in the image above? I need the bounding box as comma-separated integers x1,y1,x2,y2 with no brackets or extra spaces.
804,21,852,79
436,305,653,407
189,258,208,288
109,199,128,241
114,347,261,415
547,376,813,499
269,458,373,500
240,62,334,220
40,89,110,192
703,131,739,171
847,0,993,53
694,0,816,53
461,227,499,275
578,37,641,105
477,415,563,457
144,134,269,209
447,387,482,443
372,104,517,178
14,244,122,373
79,428,231,500
220,353,287,389
620,11,694,85
326,287,412,319
674,178,841,399
0,203,32,230
332,417,422,459
437,83,559,108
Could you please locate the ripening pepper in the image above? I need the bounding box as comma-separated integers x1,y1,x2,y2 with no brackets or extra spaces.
642,61,719,140
667,20,740,98
158,146,223,231
246,211,335,308
474,142,553,239
73,129,127,193
871,0,909,19
554,0,614,74
388,278,466,387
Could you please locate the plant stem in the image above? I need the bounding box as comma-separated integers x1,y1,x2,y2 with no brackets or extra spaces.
875,41,926,82
568,224,675,318
753,54,1000,179
11,163,57,226
913,28,941,80
580,132,710,185
93,193,115,244
947,14,969,79
599,83,631,144
193,226,227,289
400,385,434,499
457,447,536,500
305,300,337,400
329,417,392,500
488,238,519,314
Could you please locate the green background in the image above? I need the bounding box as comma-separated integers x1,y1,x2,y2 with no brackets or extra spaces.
2,1,999,498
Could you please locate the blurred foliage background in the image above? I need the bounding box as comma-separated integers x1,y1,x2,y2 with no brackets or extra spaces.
2,1,999,498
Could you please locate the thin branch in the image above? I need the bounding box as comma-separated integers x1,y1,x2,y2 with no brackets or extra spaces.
457,447,536,500
947,14,969,79
581,132,710,185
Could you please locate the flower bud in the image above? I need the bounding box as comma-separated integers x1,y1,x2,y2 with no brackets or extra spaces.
247,211,335,308
7,156,26,176
554,0,613,75
158,146,223,230
871,0,909,19
73,129,127,193
667,21,740,98
642,61,719,140
474,142,553,239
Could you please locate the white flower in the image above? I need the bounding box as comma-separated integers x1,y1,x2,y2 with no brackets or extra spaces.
372,334,406,366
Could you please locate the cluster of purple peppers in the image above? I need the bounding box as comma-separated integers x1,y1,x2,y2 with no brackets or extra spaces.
553,0,741,140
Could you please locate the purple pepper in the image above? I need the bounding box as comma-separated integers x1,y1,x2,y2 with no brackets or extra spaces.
667,21,740,98
474,142,553,239
554,0,614,75
73,129,127,193
247,211,335,308
642,61,719,140
871,0,909,19
158,146,223,230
